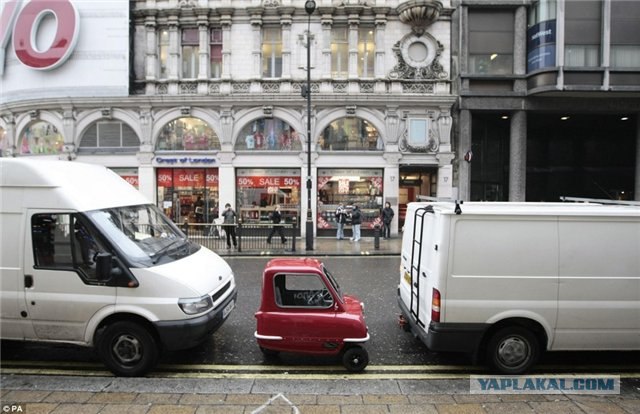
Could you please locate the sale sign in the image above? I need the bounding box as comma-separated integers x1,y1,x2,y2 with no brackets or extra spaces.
236,176,301,188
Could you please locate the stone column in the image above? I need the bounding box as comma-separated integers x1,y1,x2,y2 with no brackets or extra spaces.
509,110,527,201
220,9,233,80
144,14,157,82
320,12,332,81
279,8,293,80
347,16,359,79
197,14,209,81
458,109,472,200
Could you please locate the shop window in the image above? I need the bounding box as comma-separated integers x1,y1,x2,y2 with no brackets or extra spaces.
79,121,140,153
358,27,375,78
319,118,382,151
157,168,219,224
317,168,383,234
236,168,301,226
111,168,139,189
156,117,220,151
235,118,301,151
331,26,348,78
19,121,64,155
468,10,514,74
262,27,282,78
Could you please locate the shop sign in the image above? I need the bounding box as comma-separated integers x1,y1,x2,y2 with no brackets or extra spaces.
175,169,205,187
1,0,79,74
236,176,301,188
206,172,218,185
157,169,173,187
155,156,217,165
121,175,139,188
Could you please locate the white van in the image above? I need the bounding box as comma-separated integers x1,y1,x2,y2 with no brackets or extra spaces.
398,200,640,374
0,159,237,376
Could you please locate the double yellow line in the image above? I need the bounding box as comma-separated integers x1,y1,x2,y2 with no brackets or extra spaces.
2,361,639,380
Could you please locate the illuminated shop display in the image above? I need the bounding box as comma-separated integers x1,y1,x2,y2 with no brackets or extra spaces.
317,168,383,235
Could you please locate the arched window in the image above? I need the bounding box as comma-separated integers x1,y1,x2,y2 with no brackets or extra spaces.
19,121,63,155
319,118,382,151
235,118,301,151
79,121,140,153
156,117,220,151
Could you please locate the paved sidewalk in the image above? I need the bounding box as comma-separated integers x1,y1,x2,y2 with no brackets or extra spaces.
2,375,639,414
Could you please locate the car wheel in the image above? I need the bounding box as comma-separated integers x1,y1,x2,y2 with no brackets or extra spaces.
486,326,539,375
98,321,159,377
342,346,369,373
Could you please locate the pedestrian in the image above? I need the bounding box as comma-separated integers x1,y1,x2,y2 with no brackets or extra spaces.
221,203,237,249
266,204,287,244
350,204,362,242
381,201,394,239
335,203,348,240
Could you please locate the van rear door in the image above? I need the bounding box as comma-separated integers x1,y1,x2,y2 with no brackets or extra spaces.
24,211,116,342
399,205,439,329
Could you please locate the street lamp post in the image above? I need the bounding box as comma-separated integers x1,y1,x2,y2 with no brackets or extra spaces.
304,0,316,251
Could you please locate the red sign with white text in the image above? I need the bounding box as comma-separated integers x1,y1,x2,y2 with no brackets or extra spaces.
236,176,301,188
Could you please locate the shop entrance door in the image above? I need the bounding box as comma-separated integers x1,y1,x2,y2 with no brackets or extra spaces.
399,167,438,229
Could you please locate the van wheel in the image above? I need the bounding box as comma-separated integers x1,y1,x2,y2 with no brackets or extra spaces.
486,326,538,375
98,321,159,377
342,346,369,373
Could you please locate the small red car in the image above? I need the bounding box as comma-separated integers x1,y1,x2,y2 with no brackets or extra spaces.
254,257,370,372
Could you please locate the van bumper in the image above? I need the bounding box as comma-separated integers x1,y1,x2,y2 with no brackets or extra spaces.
154,287,238,351
426,322,488,353
398,297,488,353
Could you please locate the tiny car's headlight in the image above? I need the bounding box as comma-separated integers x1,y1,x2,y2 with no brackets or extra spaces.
360,301,365,313
178,295,213,315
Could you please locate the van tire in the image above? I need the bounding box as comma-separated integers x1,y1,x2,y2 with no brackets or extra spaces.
98,321,159,377
486,326,538,375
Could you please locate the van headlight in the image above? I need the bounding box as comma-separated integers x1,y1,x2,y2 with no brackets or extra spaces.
178,295,213,315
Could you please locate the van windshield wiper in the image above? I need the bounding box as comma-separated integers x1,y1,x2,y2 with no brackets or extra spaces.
150,237,186,264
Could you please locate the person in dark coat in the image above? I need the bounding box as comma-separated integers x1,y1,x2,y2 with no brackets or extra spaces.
350,204,362,242
221,203,237,249
266,204,287,244
381,202,394,239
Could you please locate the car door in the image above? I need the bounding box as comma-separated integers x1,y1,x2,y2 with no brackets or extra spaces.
268,272,337,354
24,211,116,343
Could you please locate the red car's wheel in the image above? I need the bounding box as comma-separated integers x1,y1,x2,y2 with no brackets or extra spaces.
342,346,368,372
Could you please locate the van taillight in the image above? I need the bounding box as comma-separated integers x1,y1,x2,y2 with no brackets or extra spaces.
431,288,441,322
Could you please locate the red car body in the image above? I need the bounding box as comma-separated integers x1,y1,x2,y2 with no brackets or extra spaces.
254,257,370,371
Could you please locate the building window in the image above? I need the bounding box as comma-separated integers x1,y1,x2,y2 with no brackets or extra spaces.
210,28,223,78
262,27,282,78
468,10,514,74
159,29,169,79
564,0,601,67
610,0,640,68
235,118,301,151
156,117,220,151
182,28,199,78
319,118,382,151
331,27,349,78
80,121,140,153
358,27,375,78
19,121,63,155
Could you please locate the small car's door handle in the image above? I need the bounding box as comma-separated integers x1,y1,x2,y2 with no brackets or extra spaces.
24,275,33,288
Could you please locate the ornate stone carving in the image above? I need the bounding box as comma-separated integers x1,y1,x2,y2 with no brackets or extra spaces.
389,32,447,81
397,0,442,36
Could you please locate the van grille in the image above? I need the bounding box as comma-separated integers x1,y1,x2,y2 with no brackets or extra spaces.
212,281,231,303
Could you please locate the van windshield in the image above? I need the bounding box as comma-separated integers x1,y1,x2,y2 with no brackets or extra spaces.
86,204,199,267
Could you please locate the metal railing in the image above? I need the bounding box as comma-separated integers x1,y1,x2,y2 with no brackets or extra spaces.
181,221,298,253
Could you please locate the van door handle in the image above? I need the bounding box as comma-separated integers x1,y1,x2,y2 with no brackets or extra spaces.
24,275,33,288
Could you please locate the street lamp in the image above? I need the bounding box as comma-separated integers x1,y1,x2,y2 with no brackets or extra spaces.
304,0,315,251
